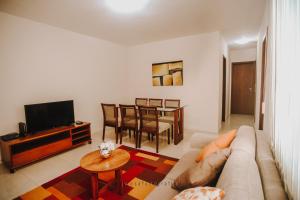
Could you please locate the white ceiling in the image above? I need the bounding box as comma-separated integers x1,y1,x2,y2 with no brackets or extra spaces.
0,0,266,47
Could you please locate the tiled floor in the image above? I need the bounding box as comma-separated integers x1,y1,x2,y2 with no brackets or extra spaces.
220,114,254,134
0,114,253,199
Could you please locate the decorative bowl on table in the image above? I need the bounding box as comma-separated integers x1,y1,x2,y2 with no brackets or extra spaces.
98,141,115,158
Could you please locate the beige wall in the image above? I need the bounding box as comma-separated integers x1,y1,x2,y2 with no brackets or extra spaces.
230,48,257,62
125,32,224,133
0,12,127,135
0,12,227,135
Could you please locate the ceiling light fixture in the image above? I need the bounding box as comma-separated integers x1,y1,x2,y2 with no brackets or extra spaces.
235,37,254,45
104,0,149,14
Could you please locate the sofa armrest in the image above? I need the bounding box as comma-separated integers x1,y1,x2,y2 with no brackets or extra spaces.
190,132,218,149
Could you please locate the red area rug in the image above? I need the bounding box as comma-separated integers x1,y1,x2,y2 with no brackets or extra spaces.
15,145,178,200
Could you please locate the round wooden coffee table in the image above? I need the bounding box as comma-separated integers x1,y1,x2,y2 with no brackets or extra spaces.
80,149,130,200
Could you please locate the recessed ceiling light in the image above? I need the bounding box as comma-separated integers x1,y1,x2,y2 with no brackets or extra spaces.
104,0,149,14
235,37,254,45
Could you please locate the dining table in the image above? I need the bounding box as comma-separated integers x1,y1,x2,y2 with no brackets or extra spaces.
117,105,185,145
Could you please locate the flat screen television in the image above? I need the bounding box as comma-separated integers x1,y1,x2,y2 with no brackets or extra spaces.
25,100,75,134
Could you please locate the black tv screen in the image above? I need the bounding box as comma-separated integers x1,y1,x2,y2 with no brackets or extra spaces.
25,100,75,133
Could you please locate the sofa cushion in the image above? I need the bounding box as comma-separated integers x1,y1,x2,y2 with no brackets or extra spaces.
145,177,178,200
216,150,264,200
230,125,256,158
256,131,274,161
258,159,288,200
172,148,231,191
166,150,199,180
256,132,288,200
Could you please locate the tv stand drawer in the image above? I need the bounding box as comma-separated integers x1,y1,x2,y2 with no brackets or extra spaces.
12,138,72,168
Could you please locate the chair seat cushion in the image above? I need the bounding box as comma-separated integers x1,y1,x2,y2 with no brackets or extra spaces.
159,116,175,123
159,122,171,133
144,121,171,133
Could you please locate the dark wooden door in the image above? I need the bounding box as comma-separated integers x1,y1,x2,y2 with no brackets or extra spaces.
231,62,256,115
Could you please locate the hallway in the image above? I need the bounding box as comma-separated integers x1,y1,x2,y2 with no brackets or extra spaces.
220,114,254,134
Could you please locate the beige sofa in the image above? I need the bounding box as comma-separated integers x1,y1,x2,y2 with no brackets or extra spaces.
146,126,287,200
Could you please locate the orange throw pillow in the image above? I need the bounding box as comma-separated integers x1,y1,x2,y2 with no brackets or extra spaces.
195,129,237,162
214,129,237,148
195,142,219,162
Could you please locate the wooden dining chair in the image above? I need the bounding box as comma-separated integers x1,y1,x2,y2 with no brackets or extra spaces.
101,103,120,143
159,99,181,140
149,98,163,107
138,106,171,153
119,104,139,148
135,98,148,106
149,98,163,116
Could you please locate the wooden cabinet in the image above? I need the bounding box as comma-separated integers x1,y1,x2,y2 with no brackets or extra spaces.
0,122,91,173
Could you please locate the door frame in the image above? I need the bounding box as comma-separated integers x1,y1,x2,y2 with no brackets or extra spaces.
231,61,256,115
222,56,227,122
259,36,267,130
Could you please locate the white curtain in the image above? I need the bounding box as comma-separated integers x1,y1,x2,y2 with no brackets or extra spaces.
273,0,300,199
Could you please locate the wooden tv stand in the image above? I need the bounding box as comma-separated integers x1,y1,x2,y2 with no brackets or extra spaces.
0,122,91,173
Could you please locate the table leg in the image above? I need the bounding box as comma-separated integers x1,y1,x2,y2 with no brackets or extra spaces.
174,109,179,145
179,107,184,142
115,169,124,194
91,173,99,200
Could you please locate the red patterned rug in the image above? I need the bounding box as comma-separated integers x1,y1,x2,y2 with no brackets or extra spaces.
15,145,178,200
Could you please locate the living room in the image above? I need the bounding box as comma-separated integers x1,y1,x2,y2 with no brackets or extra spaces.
0,0,299,200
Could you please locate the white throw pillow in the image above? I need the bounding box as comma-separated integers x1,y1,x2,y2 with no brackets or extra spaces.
172,186,225,200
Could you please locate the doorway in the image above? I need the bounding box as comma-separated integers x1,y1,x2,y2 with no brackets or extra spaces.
222,56,227,122
231,61,256,115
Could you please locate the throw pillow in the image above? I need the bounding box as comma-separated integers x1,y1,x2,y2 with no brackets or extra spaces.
214,129,237,148
195,142,220,162
172,186,225,200
172,148,231,191
196,129,237,162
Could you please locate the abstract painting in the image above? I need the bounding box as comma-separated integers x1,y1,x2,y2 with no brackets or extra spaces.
152,60,183,86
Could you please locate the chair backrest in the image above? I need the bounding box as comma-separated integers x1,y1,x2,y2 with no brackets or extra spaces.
135,98,148,106
101,103,117,123
165,99,180,108
149,98,163,107
119,104,138,129
164,99,180,117
138,106,158,132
